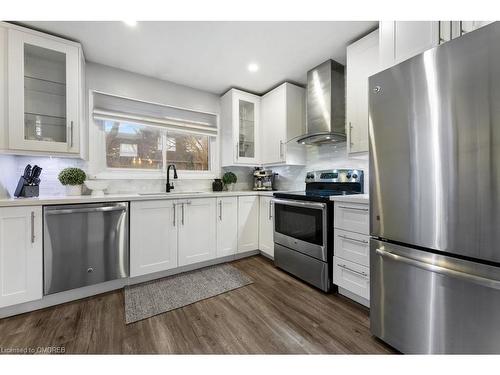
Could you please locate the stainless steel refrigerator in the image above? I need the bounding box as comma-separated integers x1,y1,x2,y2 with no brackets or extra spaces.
369,22,500,354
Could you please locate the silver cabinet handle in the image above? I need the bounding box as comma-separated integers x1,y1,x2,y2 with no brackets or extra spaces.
279,140,284,160
338,234,368,244
338,205,369,212
268,200,273,220
219,200,222,221
375,248,500,290
31,211,35,243
46,205,126,215
70,120,74,148
236,141,239,159
181,203,185,226
173,203,176,227
338,263,368,278
349,122,353,147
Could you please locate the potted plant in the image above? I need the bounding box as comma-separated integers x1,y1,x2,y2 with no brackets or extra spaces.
58,167,87,196
222,171,237,191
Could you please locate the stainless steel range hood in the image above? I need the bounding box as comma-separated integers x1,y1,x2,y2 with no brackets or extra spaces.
297,60,346,145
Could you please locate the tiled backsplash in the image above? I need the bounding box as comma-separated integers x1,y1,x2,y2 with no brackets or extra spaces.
0,143,369,199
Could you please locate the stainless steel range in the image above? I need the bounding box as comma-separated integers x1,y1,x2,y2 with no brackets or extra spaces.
273,169,364,292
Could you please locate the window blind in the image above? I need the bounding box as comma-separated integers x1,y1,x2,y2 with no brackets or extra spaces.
92,92,218,136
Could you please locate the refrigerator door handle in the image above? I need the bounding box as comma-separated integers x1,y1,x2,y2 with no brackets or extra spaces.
375,248,500,290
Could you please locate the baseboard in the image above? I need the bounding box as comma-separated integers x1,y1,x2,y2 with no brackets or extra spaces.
338,287,370,308
0,250,260,319
259,251,274,261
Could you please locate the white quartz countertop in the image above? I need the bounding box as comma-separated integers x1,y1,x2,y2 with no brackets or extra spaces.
329,193,369,204
0,190,282,208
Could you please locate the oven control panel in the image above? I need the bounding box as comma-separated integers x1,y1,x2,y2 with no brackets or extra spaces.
305,169,363,183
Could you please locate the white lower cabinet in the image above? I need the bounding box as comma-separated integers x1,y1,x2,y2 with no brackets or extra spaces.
334,202,369,235
258,196,274,257
237,195,259,253
333,256,370,304
334,228,369,267
178,198,216,266
216,197,238,258
0,206,42,308
130,200,178,277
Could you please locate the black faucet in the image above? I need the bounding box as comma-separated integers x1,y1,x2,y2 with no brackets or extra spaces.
166,164,178,192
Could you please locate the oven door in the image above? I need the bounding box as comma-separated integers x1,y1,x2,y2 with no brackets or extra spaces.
273,198,327,261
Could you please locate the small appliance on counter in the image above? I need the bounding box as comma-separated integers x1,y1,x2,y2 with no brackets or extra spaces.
14,164,42,198
212,178,223,192
253,167,277,191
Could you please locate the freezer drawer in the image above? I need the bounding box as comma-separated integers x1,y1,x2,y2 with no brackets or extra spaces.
43,202,129,295
371,238,500,354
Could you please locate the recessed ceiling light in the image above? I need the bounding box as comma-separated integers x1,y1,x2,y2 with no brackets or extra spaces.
123,20,137,27
247,63,259,73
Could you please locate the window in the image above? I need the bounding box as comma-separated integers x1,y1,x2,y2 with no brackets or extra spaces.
101,120,211,171
90,92,218,179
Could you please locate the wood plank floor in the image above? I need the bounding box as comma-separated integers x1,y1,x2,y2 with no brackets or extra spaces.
0,255,395,354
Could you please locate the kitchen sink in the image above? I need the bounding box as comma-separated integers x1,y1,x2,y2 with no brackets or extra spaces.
138,191,205,196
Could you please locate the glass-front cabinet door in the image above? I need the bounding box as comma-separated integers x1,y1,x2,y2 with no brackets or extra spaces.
232,91,259,164
8,29,80,154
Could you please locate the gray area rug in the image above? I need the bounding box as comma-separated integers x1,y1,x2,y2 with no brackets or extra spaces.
124,264,253,324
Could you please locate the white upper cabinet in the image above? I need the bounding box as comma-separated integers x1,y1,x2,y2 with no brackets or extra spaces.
237,195,259,253
130,200,178,277
0,206,42,308
178,198,217,266
380,21,494,70
258,196,274,257
216,196,238,258
1,23,85,157
379,21,439,70
346,29,379,154
260,83,306,165
221,89,261,166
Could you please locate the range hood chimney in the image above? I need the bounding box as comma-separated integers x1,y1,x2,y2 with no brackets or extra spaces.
297,59,346,145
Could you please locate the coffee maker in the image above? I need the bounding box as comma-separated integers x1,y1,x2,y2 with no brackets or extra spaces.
253,168,277,191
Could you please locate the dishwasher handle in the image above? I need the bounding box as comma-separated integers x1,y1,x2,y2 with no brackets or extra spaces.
45,205,127,215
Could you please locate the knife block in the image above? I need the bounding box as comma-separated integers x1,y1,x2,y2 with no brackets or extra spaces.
14,176,40,198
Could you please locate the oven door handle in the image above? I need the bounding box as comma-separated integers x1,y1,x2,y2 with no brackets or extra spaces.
272,198,326,210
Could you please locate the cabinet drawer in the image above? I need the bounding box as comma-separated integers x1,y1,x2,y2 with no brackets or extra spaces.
334,202,369,234
333,256,370,301
334,229,369,266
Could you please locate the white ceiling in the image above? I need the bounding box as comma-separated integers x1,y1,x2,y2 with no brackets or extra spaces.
21,21,377,95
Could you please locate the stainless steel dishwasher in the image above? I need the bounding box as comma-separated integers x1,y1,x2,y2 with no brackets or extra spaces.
43,202,129,295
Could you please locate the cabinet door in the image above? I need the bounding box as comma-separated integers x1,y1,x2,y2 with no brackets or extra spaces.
178,198,217,266
237,196,259,252
258,196,274,257
346,30,379,154
130,200,178,277
380,21,439,69
0,206,42,308
233,91,260,164
261,85,286,164
8,29,80,154
216,197,238,258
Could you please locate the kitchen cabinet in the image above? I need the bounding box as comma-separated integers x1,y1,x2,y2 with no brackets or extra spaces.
346,30,379,154
6,25,84,156
258,196,274,257
178,198,217,266
333,201,370,307
130,200,178,277
0,206,42,308
260,83,306,165
216,197,238,258
237,195,259,252
380,21,495,70
379,21,439,70
221,89,261,166
439,21,493,43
